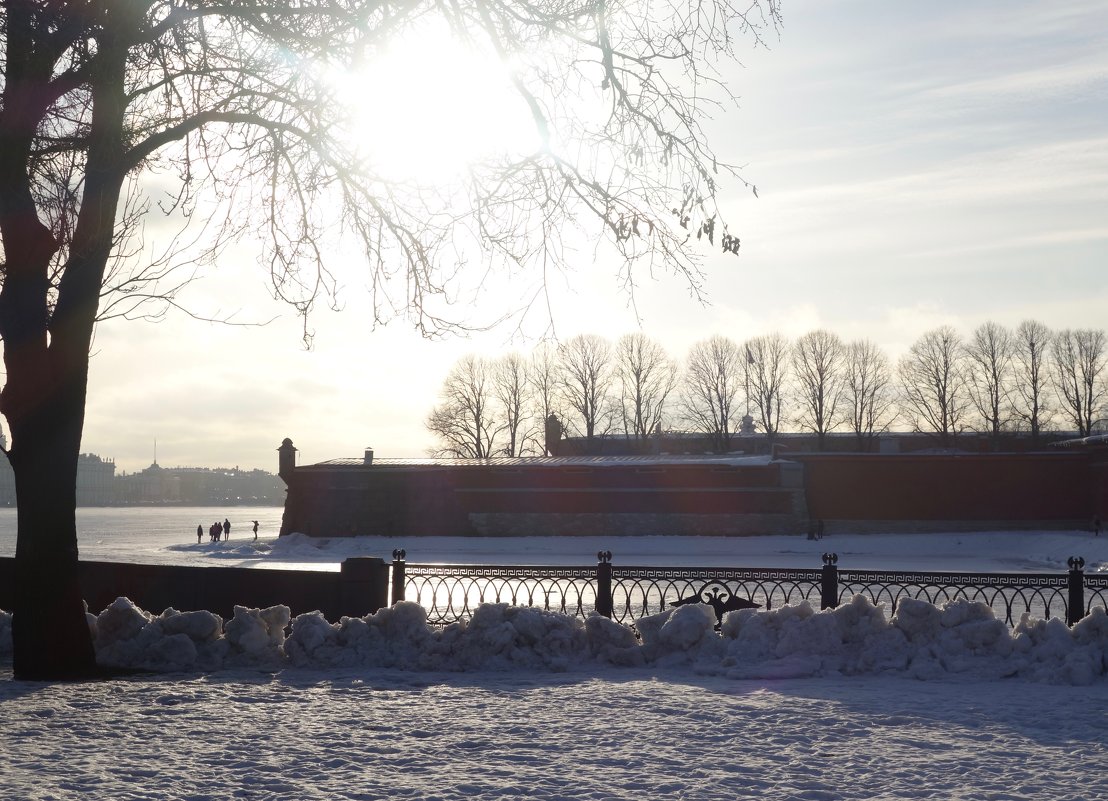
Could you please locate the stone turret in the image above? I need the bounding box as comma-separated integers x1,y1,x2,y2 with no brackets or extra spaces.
544,414,563,457
278,438,297,484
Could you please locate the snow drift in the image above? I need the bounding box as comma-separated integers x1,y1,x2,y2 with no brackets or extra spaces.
2,597,1107,684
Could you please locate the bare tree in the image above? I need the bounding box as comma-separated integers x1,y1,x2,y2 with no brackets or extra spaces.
0,1,780,676
426,356,498,458
791,329,845,450
963,321,1013,444
1051,328,1107,436
897,326,968,445
491,352,538,456
1010,320,1054,443
679,335,741,453
844,339,897,450
745,333,791,441
558,334,614,445
614,333,677,441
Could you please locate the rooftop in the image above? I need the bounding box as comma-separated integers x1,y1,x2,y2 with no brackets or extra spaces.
306,454,776,469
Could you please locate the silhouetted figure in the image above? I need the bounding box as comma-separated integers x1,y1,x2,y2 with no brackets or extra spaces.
223,518,231,541
1094,517,1102,537
252,520,259,541
197,524,203,544
817,519,825,539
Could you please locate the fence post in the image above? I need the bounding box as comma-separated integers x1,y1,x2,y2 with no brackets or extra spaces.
595,550,613,618
391,549,407,606
821,552,839,610
1067,556,1085,626
339,557,388,618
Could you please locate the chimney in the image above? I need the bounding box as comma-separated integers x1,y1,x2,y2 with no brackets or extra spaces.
363,447,374,466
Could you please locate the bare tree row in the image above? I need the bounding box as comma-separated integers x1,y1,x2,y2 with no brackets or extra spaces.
425,322,1108,456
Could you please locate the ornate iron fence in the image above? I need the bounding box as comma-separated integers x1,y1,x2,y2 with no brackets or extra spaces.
390,549,597,626
604,564,825,625
390,549,1106,630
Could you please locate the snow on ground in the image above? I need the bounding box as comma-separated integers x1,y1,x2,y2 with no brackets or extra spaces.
4,530,1108,799
1,661,1106,800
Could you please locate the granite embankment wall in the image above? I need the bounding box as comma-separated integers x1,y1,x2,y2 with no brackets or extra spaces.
0,557,388,620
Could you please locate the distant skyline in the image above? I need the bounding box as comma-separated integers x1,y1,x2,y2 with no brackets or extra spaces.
77,0,1108,474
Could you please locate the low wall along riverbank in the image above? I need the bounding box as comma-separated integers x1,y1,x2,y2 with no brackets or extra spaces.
0,557,388,621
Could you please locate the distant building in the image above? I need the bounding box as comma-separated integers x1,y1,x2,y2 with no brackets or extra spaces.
0,431,282,506
0,450,118,506
114,463,284,505
115,462,181,504
77,453,117,505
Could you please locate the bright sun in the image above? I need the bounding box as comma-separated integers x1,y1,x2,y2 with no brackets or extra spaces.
336,25,538,183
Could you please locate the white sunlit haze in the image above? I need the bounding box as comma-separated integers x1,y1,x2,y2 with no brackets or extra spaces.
335,23,540,183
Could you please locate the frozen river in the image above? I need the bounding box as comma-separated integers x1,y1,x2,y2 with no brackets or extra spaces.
1,506,1107,575
0,506,289,565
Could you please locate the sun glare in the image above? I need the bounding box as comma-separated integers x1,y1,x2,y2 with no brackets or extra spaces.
337,26,538,183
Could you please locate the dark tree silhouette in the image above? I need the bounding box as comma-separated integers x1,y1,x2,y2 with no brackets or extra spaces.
1010,319,1054,443
491,352,539,457
897,326,967,446
0,0,778,677
614,332,677,441
679,335,741,453
1051,328,1107,437
843,338,896,450
558,334,615,444
791,329,844,450
964,321,1013,445
426,355,498,458
745,332,790,441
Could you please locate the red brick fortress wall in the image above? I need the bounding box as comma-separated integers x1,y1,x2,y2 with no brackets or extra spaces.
793,452,1097,528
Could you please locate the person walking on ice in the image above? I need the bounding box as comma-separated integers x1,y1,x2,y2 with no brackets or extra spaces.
252,520,259,541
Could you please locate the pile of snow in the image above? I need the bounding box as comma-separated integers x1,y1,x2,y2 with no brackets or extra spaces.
88,599,288,672
2,596,1107,684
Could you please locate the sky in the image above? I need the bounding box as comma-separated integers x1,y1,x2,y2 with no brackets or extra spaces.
74,0,1108,474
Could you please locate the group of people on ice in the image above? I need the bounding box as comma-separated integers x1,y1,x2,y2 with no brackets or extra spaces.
199,519,231,543
195,518,259,544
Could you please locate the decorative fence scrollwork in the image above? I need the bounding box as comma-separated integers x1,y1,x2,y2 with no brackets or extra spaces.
605,565,823,626
395,558,598,627
390,550,1106,630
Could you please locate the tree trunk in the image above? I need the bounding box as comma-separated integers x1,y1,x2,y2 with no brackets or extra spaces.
6,247,109,679
1,16,129,678
10,399,98,679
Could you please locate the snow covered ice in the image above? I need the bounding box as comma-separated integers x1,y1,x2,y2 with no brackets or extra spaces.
3,530,1108,799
